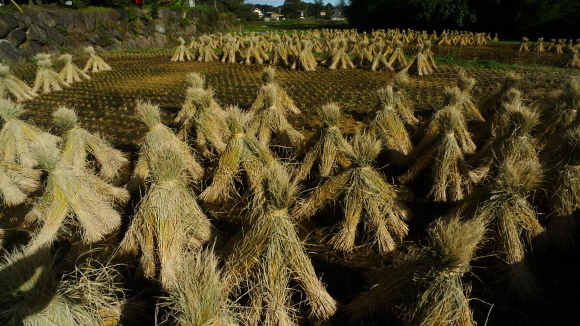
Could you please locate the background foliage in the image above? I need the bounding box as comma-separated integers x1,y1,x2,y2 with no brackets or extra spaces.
344,0,580,39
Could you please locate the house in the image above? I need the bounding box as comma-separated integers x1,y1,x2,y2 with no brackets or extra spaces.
320,11,327,17
253,8,263,19
264,12,283,21
296,10,306,19
331,10,345,21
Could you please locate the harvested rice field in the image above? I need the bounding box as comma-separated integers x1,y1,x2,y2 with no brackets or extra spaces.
2,32,580,326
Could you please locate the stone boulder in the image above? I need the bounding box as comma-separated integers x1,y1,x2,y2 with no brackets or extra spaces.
149,33,166,48
0,40,23,63
135,35,151,49
6,28,26,47
19,40,43,56
0,14,19,38
38,12,58,28
153,20,166,34
46,26,65,46
17,13,44,29
26,24,48,45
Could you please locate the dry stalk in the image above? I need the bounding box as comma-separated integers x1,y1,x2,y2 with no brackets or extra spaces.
0,63,38,102
83,46,112,72
32,57,70,94
59,54,90,84
171,37,194,62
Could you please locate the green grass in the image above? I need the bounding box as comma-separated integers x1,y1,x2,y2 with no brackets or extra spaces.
78,6,115,14
242,19,348,33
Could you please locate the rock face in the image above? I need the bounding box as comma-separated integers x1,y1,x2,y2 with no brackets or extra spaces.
0,8,236,63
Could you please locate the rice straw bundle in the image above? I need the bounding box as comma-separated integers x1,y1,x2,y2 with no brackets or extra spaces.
517,37,530,51
53,107,128,181
543,127,580,248
270,41,290,67
249,83,304,149
353,44,373,68
400,105,476,202
369,86,414,163
326,46,355,70
0,98,60,168
472,91,540,181
0,247,125,325
532,37,545,52
346,217,485,326
25,140,129,251
185,72,206,89
197,36,219,62
0,160,41,207
175,87,229,156
83,46,112,72
481,72,522,119
31,56,70,94
0,63,37,102
224,164,337,324
455,70,485,122
242,40,269,65
290,40,318,71
200,106,278,206
128,100,203,191
443,86,484,124
120,146,211,289
294,132,410,253
388,41,407,69
370,44,394,71
564,46,580,68
391,73,419,127
166,248,239,325
295,103,352,181
401,42,437,76
220,39,241,64
59,54,90,84
542,79,580,137
454,159,544,299
171,37,194,62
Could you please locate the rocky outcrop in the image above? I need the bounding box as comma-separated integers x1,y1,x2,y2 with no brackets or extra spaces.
0,8,234,63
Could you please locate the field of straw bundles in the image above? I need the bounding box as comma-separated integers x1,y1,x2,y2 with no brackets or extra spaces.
1,27,580,326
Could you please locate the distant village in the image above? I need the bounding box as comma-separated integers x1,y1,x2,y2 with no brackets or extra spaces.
251,5,345,21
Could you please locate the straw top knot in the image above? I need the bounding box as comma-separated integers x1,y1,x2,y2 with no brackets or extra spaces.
0,64,10,77
85,46,96,55
320,103,341,127
186,87,214,109
149,146,187,183
60,54,73,64
443,86,463,107
261,66,276,84
37,59,53,69
53,106,78,132
226,105,250,134
185,73,205,89
375,86,396,107
264,164,298,210
177,37,185,45
0,98,25,121
35,53,51,61
136,99,162,129
458,70,476,92
31,139,61,172
350,132,381,166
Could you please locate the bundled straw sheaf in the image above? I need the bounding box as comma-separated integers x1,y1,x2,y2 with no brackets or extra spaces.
400,105,476,202
53,107,128,181
120,146,211,289
294,132,410,253
346,217,485,326
0,63,38,102
0,98,60,168
453,158,544,299
174,87,230,156
59,54,90,84
249,83,304,149
171,37,194,62
0,247,125,326
541,78,580,137
200,106,278,205
25,140,129,251
83,46,112,72
368,86,414,164
32,56,70,94
128,100,203,191
166,248,239,326
543,127,580,248
224,164,337,325
0,160,42,207
295,103,352,181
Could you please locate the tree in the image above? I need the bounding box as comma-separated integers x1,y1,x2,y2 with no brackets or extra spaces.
312,0,324,18
282,0,305,19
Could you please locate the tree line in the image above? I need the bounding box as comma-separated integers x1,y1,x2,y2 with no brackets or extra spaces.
344,0,580,40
